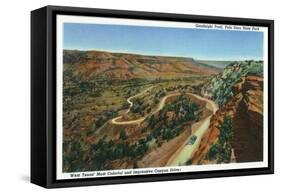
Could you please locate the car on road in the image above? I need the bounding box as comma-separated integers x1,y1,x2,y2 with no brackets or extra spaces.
186,135,197,145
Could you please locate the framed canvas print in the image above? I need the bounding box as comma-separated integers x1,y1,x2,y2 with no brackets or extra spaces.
31,5,274,188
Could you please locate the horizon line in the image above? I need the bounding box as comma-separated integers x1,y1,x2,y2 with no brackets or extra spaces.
63,48,264,61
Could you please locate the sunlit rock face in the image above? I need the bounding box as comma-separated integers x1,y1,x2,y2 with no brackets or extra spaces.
193,61,263,164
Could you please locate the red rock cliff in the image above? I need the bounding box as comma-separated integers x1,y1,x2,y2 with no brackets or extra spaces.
192,76,263,164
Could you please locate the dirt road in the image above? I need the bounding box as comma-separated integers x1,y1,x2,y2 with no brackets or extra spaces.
111,89,180,125
110,87,218,166
166,93,218,166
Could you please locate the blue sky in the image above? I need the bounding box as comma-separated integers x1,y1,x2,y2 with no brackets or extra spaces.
63,23,263,61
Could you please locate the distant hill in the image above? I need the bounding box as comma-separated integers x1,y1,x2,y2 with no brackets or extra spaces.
196,60,234,69
63,50,221,80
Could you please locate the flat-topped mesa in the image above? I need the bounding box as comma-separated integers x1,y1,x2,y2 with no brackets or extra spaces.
63,50,221,81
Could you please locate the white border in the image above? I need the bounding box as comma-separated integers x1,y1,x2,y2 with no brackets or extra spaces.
56,15,269,180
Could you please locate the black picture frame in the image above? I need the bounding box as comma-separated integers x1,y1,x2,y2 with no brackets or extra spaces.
31,5,274,188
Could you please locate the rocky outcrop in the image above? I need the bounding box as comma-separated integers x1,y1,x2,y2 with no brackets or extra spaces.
232,76,263,162
192,75,263,164
201,61,263,106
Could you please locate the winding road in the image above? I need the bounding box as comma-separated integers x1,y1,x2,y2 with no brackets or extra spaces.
111,89,182,125
111,86,154,125
110,86,218,166
166,93,218,166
